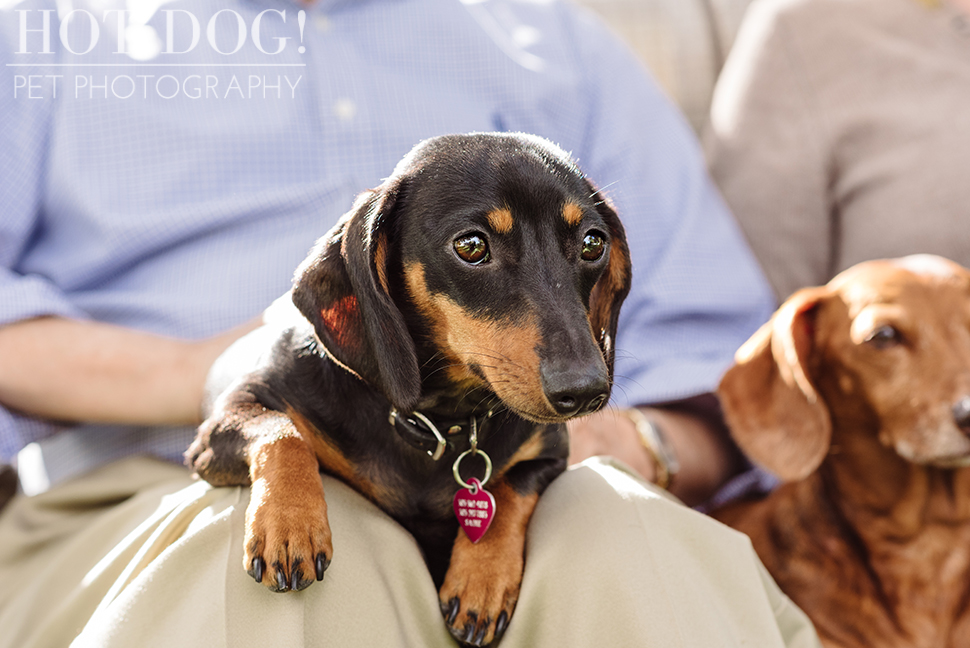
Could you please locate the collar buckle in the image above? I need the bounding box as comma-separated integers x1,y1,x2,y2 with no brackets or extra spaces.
389,407,495,461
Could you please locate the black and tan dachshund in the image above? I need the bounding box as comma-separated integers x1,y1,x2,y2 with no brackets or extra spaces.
186,132,631,646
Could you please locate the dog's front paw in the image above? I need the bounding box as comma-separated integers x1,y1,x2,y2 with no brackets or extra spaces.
438,536,522,646
244,471,333,592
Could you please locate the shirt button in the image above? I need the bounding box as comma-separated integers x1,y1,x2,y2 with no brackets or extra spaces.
333,98,357,121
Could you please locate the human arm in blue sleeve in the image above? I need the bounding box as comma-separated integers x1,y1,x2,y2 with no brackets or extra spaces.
0,10,84,461
0,11,256,462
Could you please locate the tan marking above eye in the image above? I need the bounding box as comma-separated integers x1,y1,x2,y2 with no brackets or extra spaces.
562,203,583,227
486,207,514,234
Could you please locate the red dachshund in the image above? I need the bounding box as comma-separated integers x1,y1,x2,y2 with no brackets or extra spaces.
714,255,970,648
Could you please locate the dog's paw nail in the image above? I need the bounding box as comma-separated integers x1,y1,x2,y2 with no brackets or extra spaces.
250,557,265,584
445,596,460,625
462,622,476,643
473,623,488,646
290,568,303,591
276,569,288,592
461,611,478,643
495,610,509,640
315,552,328,581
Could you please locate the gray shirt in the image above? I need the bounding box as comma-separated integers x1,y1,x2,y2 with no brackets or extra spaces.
706,0,970,300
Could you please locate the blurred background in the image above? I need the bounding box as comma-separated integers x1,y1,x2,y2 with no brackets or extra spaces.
576,0,754,132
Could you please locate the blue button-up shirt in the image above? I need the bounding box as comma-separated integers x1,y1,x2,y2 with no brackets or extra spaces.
0,0,774,486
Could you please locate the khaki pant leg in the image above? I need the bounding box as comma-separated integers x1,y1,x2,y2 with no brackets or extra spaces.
0,457,195,648
0,457,819,648
502,458,821,648
72,472,454,648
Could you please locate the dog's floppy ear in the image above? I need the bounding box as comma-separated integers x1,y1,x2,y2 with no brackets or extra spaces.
718,287,832,481
292,182,421,411
586,186,632,374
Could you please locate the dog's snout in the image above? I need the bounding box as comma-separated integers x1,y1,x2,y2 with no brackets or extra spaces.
953,397,970,433
543,372,610,418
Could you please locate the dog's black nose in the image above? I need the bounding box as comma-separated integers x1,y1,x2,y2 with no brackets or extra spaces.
954,397,970,432
544,373,610,418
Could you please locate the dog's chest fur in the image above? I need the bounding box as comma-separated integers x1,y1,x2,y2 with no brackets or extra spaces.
721,461,970,648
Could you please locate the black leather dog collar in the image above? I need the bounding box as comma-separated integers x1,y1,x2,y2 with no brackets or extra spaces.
389,408,494,460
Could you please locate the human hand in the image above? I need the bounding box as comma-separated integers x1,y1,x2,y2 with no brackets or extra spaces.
568,409,659,484
568,403,743,507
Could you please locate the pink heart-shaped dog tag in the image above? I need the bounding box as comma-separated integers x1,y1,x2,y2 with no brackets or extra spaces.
453,478,496,543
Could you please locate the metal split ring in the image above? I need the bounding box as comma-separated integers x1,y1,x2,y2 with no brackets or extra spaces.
452,448,493,490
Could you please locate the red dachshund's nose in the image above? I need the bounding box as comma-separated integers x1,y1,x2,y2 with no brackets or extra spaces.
954,396,970,433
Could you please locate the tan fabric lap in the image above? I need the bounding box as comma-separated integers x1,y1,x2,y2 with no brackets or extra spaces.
74,471,453,648
510,459,819,648
0,456,819,648
0,457,192,648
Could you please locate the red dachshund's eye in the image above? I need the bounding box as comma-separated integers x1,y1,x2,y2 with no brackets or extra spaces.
581,232,606,261
454,234,490,264
865,325,901,349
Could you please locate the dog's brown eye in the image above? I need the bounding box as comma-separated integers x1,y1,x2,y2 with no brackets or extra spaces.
582,232,606,261
865,325,901,348
454,234,489,264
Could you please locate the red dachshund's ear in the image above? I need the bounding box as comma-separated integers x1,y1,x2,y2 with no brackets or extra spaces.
586,186,631,376
292,182,421,412
718,287,832,482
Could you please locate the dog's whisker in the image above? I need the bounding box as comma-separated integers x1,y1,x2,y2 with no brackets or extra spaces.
459,345,521,365
420,351,448,369
607,373,645,395
611,349,638,361
587,179,620,202
607,384,631,401
462,352,522,370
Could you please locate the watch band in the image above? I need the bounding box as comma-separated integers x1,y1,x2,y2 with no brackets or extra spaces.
622,408,680,490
